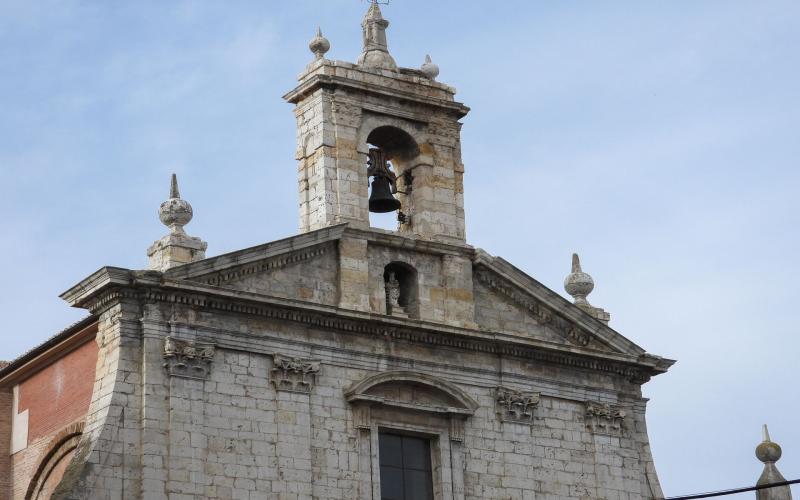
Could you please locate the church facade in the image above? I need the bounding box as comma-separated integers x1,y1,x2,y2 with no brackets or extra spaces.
0,3,674,499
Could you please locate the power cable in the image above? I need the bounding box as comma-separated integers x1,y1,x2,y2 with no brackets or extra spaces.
666,478,800,499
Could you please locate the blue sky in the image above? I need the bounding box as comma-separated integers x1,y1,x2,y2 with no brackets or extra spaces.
1,1,797,496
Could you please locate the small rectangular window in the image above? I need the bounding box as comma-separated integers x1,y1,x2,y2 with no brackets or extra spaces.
378,432,434,500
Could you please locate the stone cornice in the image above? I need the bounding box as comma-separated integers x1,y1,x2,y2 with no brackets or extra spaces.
66,272,671,384
59,266,133,307
343,226,475,257
283,62,469,118
164,224,347,281
475,268,595,349
188,244,333,287
474,250,649,357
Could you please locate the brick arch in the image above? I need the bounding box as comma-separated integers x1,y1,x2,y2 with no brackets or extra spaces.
25,422,85,500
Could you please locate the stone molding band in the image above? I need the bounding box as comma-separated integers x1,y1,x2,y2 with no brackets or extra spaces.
83,286,658,385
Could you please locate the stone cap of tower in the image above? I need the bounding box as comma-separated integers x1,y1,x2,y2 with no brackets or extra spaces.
283,59,469,118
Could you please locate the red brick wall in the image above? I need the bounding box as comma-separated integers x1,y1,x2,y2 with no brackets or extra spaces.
16,337,99,446
0,387,12,498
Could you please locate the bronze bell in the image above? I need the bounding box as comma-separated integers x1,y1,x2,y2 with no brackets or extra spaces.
369,176,401,213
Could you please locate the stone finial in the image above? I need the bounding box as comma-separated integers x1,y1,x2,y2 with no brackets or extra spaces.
756,425,793,500
309,27,330,60
357,0,397,70
159,174,193,234
564,254,594,306
148,174,207,271
564,253,610,324
420,54,439,80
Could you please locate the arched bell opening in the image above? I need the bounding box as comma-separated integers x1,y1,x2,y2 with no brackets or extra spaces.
383,261,419,318
365,126,419,231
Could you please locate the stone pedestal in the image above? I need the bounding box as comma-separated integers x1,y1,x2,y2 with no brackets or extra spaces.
147,232,207,272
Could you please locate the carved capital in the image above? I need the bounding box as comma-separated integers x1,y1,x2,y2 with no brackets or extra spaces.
584,401,628,436
270,354,321,393
496,387,540,424
163,336,215,379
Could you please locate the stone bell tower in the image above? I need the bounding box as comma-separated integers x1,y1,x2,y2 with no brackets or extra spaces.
284,1,470,244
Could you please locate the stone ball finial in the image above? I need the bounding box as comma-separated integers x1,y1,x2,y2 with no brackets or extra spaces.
756,424,783,463
309,27,330,60
420,54,440,80
159,173,193,233
564,253,594,306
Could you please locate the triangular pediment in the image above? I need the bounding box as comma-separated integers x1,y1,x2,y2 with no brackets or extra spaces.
163,225,346,306
473,251,646,357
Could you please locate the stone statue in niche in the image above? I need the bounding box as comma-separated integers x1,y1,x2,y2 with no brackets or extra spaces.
385,271,407,317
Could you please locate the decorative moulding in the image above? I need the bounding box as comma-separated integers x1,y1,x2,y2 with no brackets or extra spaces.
195,245,331,287
345,371,476,443
75,283,669,384
163,336,215,380
270,354,321,393
496,386,540,424
584,401,627,436
475,268,592,347
344,371,479,417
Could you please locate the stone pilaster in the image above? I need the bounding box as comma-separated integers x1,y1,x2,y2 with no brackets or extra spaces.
54,298,143,499
139,313,171,500
442,254,476,328
338,235,370,311
295,88,369,232
273,391,313,498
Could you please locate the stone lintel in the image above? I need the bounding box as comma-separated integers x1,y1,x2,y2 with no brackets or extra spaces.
345,226,474,257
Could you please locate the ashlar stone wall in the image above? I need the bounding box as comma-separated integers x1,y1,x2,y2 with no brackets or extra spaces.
52,292,662,499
